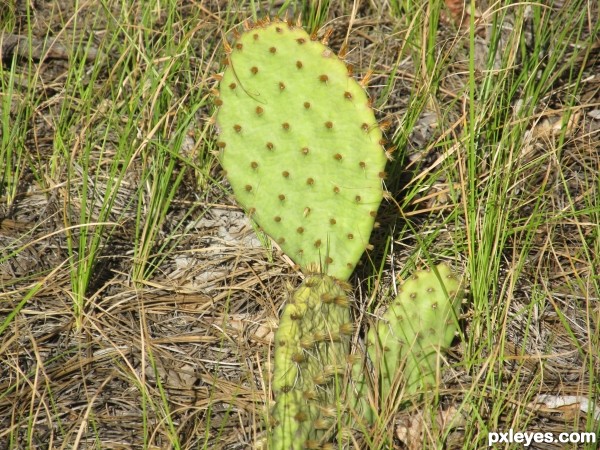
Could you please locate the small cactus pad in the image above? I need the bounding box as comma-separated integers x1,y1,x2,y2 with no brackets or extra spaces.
270,274,353,449
354,264,463,417
215,19,387,280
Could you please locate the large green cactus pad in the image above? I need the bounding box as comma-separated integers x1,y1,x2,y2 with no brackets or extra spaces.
270,274,353,449
215,19,387,280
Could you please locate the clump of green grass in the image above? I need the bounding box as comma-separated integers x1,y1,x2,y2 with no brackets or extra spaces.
379,1,599,448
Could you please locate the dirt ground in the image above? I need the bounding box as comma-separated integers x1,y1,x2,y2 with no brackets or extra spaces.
1,0,599,449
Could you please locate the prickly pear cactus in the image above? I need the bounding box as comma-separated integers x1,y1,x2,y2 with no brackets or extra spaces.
353,264,463,419
270,274,353,449
214,18,387,280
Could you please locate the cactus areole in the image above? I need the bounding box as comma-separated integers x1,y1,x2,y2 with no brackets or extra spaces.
215,18,387,280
